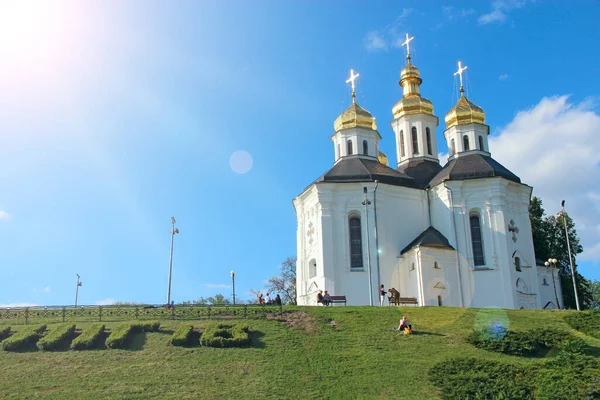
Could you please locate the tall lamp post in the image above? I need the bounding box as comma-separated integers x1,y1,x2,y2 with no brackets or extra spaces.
75,274,82,306
362,186,374,306
231,271,236,305
167,216,180,306
561,200,580,311
544,258,561,310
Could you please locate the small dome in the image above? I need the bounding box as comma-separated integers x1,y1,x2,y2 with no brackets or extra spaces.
392,95,434,119
445,95,485,129
400,62,422,84
334,102,377,132
378,151,389,166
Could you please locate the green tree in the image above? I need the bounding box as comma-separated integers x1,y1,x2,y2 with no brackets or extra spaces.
529,197,592,309
589,280,600,309
266,257,297,305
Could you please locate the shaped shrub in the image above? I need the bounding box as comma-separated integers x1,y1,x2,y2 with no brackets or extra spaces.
37,324,76,351
71,324,105,350
105,323,136,349
535,351,600,399
0,326,10,341
2,325,46,351
429,357,536,400
170,324,193,346
201,323,250,348
565,310,600,339
131,321,160,333
466,327,570,357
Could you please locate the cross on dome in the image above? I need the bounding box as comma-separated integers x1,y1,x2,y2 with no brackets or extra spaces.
402,33,414,60
346,68,360,102
454,61,468,93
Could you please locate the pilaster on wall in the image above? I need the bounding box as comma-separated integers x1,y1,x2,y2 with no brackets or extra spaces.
318,193,336,295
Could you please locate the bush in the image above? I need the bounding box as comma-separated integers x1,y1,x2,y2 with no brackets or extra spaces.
535,352,600,399
131,321,160,333
429,357,536,399
71,324,105,350
2,325,47,351
565,310,600,339
466,327,570,357
0,326,10,341
170,324,193,346
37,324,76,351
105,323,136,349
201,323,250,348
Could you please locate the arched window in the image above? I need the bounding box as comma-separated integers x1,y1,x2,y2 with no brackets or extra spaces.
463,135,470,151
400,131,405,157
426,127,432,155
478,135,484,151
363,140,368,155
450,139,456,156
337,144,341,159
309,259,317,279
542,277,549,286
470,213,485,266
347,140,353,155
349,215,363,269
411,126,419,154
515,257,521,272
437,295,442,306
434,261,440,269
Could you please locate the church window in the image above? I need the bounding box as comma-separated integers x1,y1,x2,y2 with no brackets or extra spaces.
309,259,317,279
437,295,442,306
400,131,405,157
514,257,522,272
411,127,419,154
337,144,341,159
450,139,456,156
542,277,549,286
349,215,363,269
363,140,368,155
463,135,470,151
470,213,485,266
434,261,440,269
478,135,485,151
426,128,432,155
347,140,353,155
410,263,415,271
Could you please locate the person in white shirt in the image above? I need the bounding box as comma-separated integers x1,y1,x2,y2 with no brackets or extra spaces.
265,293,271,304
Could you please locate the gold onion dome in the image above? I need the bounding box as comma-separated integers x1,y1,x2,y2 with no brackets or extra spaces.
445,93,486,129
378,151,389,166
392,60,434,119
334,102,377,132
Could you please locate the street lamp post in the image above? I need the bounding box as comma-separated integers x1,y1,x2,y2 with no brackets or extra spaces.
167,216,180,306
362,187,374,307
231,271,236,305
544,258,561,310
75,274,82,307
561,200,580,311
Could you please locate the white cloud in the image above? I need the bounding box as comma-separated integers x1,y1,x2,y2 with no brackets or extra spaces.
499,74,509,81
479,0,530,25
204,283,231,289
461,8,477,17
489,95,600,262
364,8,413,52
0,210,12,221
0,303,37,308
364,31,387,52
95,298,116,305
43,286,51,293
438,152,449,166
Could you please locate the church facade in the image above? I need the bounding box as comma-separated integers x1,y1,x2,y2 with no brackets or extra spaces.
293,40,562,309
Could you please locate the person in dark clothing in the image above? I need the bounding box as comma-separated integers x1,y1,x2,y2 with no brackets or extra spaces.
275,294,282,306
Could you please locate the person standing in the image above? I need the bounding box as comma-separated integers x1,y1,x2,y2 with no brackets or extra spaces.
379,284,386,306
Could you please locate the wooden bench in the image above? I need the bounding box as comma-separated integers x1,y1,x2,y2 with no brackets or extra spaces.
329,296,347,306
388,297,418,306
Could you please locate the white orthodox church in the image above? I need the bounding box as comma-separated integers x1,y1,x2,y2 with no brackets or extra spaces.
293,35,562,309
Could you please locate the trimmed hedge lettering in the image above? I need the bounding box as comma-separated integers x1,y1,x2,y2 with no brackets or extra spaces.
71,324,106,350
0,326,10,341
105,324,135,349
466,326,570,356
37,324,76,351
2,325,47,351
170,324,193,346
201,323,250,348
565,310,600,339
131,321,160,333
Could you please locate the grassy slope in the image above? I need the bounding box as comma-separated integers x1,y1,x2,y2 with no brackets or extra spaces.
0,307,595,399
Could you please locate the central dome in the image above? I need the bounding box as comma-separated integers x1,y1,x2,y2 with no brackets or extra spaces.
334,102,377,131
392,95,434,119
445,95,485,129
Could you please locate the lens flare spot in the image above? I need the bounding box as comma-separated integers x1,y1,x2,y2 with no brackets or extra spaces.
229,150,253,174
474,308,510,341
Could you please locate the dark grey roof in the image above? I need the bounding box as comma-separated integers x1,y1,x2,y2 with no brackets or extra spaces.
401,226,454,255
428,153,521,187
316,157,417,188
398,159,443,189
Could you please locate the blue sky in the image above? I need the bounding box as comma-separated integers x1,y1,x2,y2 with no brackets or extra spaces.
1,0,599,306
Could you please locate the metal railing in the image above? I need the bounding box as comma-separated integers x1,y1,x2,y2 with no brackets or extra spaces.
0,303,284,326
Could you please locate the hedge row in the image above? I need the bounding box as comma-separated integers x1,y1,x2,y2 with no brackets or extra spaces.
170,324,193,346
0,326,10,341
37,324,76,351
105,324,135,349
565,310,600,339
466,326,570,356
71,324,105,350
131,321,160,333
201,323,250,348
2,325,47,351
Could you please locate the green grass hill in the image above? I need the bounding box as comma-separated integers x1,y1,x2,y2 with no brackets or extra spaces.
0,306,598,399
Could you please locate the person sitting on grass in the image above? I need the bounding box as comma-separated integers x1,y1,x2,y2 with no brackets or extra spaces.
393,316,412,333
323,290,332,306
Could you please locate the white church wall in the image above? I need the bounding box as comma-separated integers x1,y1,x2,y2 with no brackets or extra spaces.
397,252,419,300
418,248,461,307
537,266,563,309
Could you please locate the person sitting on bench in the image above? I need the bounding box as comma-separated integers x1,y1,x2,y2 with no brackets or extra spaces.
394,316,412,332
316,290,324,305
323,290,332,306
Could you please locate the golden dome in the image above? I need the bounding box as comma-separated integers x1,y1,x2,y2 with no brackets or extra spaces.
445,94,486,129
334,102,377,132
378,151,389,166
400,62,422,84
392,95,434,119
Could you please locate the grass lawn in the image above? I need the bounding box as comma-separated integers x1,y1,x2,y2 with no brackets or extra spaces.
0,306,596,399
